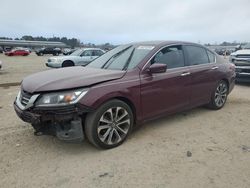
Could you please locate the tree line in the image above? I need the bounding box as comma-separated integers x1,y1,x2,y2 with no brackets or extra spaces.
0,36,116,49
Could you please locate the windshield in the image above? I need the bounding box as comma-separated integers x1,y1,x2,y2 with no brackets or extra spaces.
70,49,83,56
87,44,154,70
243,43,250,49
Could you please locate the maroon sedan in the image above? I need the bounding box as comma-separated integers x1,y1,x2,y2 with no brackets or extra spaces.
14,41,235,149
5,49,30,56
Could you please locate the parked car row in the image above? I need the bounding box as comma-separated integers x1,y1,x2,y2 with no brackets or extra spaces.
63,48,77,55
214,49,233,56
14,41,236,149
35,47,62,56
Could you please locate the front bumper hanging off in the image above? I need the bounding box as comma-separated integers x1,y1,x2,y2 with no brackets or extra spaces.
14,99,93,142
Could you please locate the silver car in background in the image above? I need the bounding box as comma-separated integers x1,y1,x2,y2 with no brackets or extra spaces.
46,48,105,68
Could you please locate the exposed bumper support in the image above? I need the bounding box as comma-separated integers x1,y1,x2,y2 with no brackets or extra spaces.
14,101,93,142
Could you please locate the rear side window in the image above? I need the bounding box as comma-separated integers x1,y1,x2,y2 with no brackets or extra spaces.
81,50,94,56
151,45,185,69
207,50,216,63
94,50,104,56
185,46,209,65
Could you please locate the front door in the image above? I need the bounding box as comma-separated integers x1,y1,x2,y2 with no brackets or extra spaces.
80,50,98,65
140,45,191,120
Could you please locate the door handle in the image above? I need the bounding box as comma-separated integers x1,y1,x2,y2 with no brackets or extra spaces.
180,72,191,76
211,66,218,70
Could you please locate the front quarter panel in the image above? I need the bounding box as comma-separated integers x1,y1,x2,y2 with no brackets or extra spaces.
79,69,142,123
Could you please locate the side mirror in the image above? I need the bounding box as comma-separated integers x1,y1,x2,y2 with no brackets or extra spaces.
149,63,167,74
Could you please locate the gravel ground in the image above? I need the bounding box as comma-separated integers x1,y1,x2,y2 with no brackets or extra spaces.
0,53,250,188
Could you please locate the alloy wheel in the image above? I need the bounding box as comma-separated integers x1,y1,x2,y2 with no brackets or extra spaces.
97,107,130,145
214,82,228,107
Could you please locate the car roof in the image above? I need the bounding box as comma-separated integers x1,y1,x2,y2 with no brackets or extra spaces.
128,40,202,48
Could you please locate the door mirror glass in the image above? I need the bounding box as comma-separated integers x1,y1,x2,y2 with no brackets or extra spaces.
149,63,167,73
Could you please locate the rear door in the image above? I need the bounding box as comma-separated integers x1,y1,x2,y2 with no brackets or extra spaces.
94,50,104,58
15,50,20,55
183,45,218,106
140,45,191,119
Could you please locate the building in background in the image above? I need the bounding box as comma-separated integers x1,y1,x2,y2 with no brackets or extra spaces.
0,39,67,51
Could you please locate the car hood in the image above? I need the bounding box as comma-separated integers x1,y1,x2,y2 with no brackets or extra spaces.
22,67,125,93
231,49,250,56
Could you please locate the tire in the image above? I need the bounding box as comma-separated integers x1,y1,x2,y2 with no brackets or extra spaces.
39,53,43,56
208,80,228,110
62,60,74,67
85,99,134,149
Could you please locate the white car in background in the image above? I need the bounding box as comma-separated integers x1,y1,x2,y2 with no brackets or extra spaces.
46,48,105,68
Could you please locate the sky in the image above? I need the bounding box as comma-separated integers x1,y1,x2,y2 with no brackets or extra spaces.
0,0,250,44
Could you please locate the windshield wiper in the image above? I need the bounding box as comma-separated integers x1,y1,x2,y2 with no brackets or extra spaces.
101,46,132,69
123,48,135,70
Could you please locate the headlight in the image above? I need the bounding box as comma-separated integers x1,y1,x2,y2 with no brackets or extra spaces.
35,88,88,107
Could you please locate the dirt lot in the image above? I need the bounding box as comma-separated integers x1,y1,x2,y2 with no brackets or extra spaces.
0,53,250,188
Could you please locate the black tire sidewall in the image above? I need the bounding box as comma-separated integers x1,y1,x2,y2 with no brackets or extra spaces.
85,100,134,149
62,60,74,67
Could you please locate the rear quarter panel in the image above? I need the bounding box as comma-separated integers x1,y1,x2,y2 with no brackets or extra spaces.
214,55,235,93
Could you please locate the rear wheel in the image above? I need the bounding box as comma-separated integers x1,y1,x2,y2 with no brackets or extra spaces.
62,60,74,67
85,99,134,149
208,80,228,110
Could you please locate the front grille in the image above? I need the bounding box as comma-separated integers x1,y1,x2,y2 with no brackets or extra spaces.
236,54,250,58
242,68,250,73
20,90,32,107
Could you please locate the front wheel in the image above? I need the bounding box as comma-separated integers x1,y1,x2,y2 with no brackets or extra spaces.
208,80,228,110
85,99,134,149
62,60,74,67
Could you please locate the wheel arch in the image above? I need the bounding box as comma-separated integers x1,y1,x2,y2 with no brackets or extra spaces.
62,60,75,66
89,95,138,125
114,96,137,124
221,78,229,92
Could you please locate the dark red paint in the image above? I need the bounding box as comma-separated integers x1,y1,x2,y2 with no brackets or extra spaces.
5,49,29,56
21,41,235,125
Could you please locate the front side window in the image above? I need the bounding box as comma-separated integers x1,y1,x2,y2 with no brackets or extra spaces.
185,45,209,65
151,45,185,69
81,50,94,56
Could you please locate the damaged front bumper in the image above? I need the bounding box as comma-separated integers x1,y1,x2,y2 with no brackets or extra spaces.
14,96,93,142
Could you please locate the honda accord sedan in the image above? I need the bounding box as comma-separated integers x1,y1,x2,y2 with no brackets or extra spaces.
14,41,235,149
